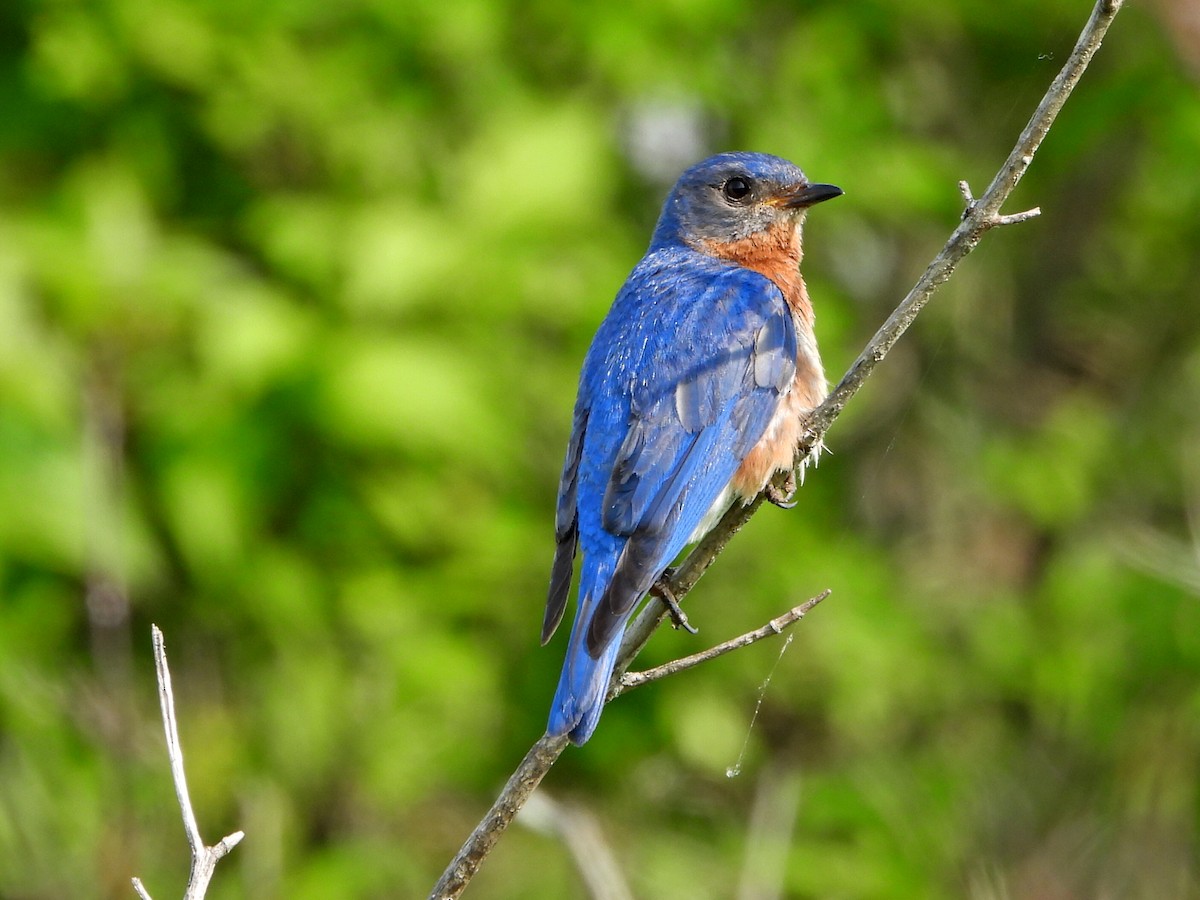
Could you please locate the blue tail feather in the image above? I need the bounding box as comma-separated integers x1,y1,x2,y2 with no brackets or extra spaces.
548,628,621,744
547,556,625,744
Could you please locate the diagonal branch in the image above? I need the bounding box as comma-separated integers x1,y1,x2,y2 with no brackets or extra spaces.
618,0,1124,664
429,2,1125,896
431,733,569,900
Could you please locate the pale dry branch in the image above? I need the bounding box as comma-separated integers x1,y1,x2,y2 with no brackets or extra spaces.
131,627,244,900
431,2,1125,896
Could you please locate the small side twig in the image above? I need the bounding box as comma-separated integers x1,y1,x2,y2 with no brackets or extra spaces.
617,590,831,693
430,593,829,899
131,627,244,900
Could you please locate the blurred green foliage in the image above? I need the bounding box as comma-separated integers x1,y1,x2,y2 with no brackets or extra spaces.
1,0,1199,897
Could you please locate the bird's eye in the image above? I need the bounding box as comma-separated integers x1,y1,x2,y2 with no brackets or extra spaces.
722,177,753,202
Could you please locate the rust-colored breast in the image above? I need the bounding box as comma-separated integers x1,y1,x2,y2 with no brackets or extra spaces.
729,333,825,497
700,223,827,498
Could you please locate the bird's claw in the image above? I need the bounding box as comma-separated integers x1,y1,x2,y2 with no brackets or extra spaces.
653,575,699,635
764,469,798,509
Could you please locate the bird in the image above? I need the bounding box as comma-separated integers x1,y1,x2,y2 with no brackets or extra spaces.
541,151,842,745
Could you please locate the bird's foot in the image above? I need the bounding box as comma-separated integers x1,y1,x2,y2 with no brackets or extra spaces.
653,572,698,634
764,469,798,509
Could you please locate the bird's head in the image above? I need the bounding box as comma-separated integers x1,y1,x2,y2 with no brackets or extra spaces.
649,151,842,252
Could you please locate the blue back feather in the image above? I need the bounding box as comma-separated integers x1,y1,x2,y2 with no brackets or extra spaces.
544,247,797,743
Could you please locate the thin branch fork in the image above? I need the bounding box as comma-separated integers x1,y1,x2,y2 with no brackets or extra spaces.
431,1,1125,896
958,180,1040,227
131,627,244,900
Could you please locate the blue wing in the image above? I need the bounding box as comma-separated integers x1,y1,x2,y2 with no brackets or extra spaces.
544,248,796,742
541,403,585,644
582,256,796,653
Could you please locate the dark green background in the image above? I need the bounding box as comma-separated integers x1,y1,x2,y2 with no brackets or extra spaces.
2,0,1198,897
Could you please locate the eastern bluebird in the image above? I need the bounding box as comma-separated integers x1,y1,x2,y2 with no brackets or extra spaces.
542,152,842,745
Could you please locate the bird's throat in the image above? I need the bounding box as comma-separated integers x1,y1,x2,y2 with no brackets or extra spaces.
699,224,814,327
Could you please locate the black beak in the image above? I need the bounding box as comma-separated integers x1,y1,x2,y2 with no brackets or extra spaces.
782,182,844,209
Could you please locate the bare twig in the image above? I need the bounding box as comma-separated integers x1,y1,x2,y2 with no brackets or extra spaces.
617,591,830,693
131,627,244,900
430,2,1125,896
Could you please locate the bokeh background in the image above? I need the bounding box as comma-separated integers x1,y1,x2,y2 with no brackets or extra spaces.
2,0,1199,897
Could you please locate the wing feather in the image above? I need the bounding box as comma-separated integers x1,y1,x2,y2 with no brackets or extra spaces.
542,406,588,644
582,268,799,654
